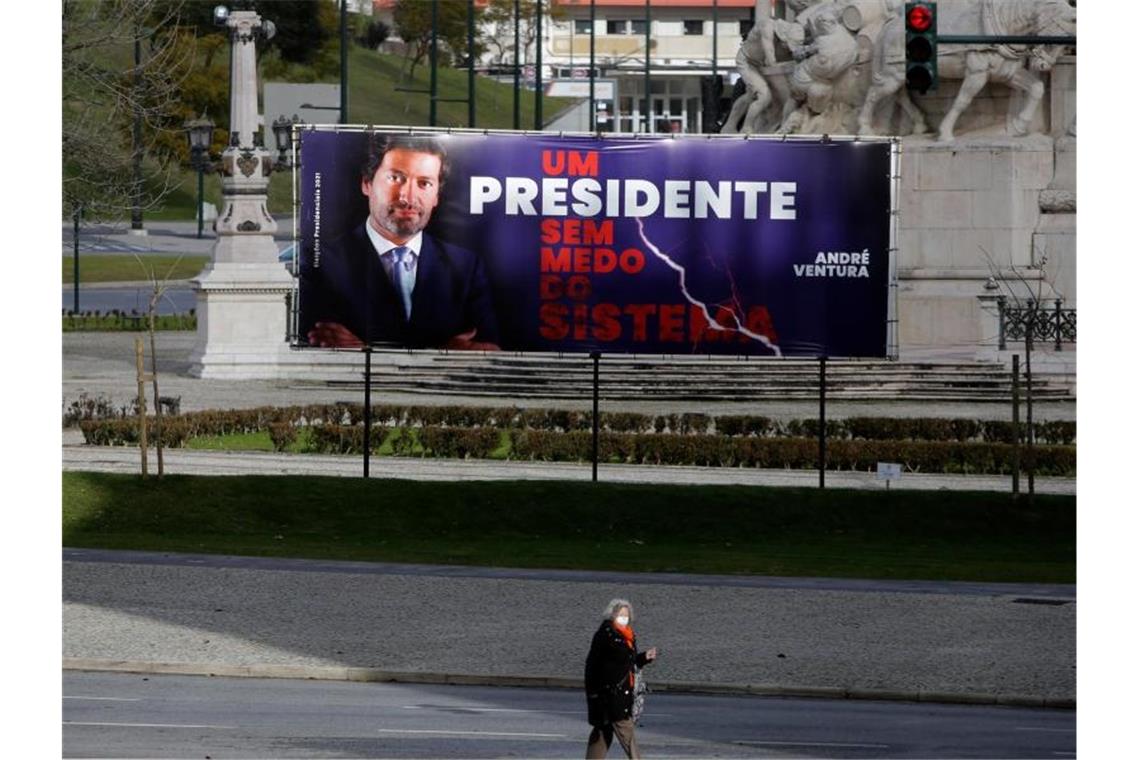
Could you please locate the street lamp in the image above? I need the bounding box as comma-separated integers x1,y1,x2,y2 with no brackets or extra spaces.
184,114,215,239
271,114,303,168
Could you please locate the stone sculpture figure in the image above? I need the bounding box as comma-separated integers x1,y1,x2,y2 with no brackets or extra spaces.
720,0,827,135
779,2,861,133
857,0,1076,140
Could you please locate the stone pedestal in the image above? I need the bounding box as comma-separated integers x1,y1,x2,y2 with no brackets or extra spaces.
188,10,294,379
895,133,1071,359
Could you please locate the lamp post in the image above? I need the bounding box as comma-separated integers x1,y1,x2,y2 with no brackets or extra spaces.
271,114,302,168
184,115,215,239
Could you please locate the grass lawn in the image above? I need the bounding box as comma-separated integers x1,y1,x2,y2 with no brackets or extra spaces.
63,255,211,284
63,472,1075,583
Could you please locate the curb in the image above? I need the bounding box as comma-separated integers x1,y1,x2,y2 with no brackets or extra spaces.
62,659,1075,710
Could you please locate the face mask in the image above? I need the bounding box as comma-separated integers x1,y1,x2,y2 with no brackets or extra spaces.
615,615,630,627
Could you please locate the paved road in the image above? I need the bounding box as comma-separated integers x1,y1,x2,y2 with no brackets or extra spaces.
63,218,296,256
63,549,1075,706
63,671,1076,759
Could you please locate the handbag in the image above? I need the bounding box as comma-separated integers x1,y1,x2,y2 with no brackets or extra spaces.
631,665,648,722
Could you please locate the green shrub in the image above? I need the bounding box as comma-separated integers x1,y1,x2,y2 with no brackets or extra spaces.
307,424,386,454
715,415,776,437
981,420,1019,444
78,417,191,448
1037,420,1076,445
420,426,502,458
786,419,848,439
268,422,298,452
601,411,654,433
388,428,419,456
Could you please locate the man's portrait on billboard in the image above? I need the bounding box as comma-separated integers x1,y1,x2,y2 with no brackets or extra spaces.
299,133,500,350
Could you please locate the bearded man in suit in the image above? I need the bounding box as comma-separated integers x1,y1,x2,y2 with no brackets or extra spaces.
301,134,500,350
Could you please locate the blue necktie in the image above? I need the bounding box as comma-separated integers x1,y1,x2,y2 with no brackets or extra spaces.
391,246,414,320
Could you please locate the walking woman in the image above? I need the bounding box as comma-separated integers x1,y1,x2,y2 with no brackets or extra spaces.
584,598,658,759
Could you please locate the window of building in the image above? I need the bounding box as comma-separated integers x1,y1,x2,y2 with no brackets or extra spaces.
630,18,647,36
606,19,627,35
574,19,592,35
683,20,704,36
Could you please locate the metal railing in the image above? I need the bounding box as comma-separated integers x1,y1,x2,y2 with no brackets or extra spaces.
998,298,1076,351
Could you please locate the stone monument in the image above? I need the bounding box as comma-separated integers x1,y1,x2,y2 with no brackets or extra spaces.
723,0,1076,361
187,10,295,378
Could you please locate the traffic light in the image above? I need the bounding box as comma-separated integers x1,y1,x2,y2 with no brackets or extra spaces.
904,2,937,93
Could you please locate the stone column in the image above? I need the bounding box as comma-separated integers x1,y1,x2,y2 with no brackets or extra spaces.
188,10,294,378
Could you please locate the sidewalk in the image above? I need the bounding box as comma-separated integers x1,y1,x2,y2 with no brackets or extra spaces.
62,549,1075,708
62,440,1075,494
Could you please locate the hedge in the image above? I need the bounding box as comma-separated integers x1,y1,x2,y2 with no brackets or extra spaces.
79,416,1074,476
419,426,502,459
66,396,1076,445
79,418,193,448
508,431,1075,476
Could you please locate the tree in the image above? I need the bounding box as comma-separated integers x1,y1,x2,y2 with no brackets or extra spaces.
393,0,486,77
62,0,195,222
167,0,336,66
357,19,392,49
132,254,189,478
484,0,565,67
980,244,1067,500
255,0,335,65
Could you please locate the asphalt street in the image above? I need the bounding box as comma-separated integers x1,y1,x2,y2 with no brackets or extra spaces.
63,549,1075,706
64,285,196,315
62,671,1076,759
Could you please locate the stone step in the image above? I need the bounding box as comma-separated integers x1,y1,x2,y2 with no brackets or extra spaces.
336,355,1074,402
344,379,1072,401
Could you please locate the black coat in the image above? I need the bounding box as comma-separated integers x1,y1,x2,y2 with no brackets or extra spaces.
298,223,500,349
584,621,650,727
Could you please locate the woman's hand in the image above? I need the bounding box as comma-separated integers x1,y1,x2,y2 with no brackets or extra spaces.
645,647,658,662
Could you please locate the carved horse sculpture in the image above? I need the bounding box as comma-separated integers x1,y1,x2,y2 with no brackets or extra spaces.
857,0,1075,141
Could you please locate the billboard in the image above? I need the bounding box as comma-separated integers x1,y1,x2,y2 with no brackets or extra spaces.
294,128,894,357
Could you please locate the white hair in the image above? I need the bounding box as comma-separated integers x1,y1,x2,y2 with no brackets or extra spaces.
603,598,633,621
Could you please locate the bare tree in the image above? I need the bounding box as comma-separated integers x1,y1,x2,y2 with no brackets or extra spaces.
63,0,194,224
484,0,535,67
132,253,188,478
980,244,1066,499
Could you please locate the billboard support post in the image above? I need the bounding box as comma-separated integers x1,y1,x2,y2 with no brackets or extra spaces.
818,356,826,489
588,0,597,131
363,347,372,478
535,0,543,129
1011,353,1020,496
430,0,439,127
513,0,520,130
591,350,600,482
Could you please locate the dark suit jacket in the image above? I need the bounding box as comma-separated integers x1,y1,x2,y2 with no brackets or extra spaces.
299,222,500,349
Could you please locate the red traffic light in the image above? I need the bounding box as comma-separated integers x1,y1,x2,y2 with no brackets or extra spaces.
906,4,933,32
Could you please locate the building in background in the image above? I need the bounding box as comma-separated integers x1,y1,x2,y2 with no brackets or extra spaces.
547,0,761,133
370,0,777,133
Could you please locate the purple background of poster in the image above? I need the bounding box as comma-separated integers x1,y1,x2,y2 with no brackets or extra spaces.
296,130,891,357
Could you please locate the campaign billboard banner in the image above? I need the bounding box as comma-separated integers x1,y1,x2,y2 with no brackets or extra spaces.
294,128,893,357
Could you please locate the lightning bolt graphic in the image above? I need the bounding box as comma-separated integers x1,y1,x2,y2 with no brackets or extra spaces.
636,218,782,357
695,240,753,353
